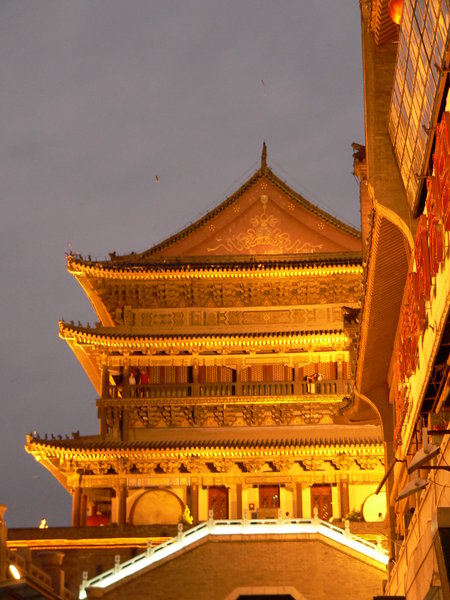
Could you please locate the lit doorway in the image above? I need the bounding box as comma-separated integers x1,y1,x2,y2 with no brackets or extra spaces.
310,484,332,520
208,485,229,519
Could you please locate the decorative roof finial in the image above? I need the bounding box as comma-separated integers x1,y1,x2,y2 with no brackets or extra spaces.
261,141,267,171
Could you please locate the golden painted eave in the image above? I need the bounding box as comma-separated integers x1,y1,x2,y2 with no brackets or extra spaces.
67,253,363,281
25,435,384,463
59,321,350,353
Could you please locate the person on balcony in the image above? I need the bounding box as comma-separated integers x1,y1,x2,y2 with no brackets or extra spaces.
139,368,149,397
316,372,323,393
307,374,315,394
129,370,136,397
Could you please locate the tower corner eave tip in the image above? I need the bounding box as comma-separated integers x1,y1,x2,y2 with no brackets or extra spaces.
58,320,72,339
66,253,84,275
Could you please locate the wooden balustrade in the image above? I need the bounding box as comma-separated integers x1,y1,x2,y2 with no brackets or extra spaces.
107,379,352,400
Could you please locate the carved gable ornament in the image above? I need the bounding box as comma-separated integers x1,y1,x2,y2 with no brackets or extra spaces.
207,194,324,254
147,170,361,258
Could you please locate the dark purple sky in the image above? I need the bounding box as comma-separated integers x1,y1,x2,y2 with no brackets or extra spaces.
0,1,364,528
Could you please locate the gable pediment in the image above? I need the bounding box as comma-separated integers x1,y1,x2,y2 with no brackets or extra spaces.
131,167,361,261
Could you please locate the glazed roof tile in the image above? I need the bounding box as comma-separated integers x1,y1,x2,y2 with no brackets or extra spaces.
60,322,346,340
27,424,383,452
67,252,363,277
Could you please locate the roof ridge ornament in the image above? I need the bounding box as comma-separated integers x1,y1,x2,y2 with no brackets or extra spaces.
261,141,267,172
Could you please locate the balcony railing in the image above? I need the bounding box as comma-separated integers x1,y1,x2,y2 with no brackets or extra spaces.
105,379,352,400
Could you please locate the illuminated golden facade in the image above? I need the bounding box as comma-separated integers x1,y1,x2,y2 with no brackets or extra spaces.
358,1,450,598
26,149,385,530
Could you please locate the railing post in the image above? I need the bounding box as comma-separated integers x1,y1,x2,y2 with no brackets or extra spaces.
177,522,184,543
114,555,120,575
344,519,351,539
277,508,284,526
208,509,214,530
79,571,88,596
312,507,320,527
243,509,249,528
146,540,153,558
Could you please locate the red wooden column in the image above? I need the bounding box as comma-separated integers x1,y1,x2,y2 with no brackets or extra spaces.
295,482,303,518
121,363,130,442
236,483,243,519
100,363,109,438
72,485,82,527
80,493,87,527
117,484,127,527
187,484,199,523
340,479,350,520
192,358,199,396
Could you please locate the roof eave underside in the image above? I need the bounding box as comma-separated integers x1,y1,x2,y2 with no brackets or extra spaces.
357,215,410,396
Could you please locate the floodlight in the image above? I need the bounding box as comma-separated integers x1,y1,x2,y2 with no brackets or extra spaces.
408,445,441,472
408,427,441,473
395,475,428,502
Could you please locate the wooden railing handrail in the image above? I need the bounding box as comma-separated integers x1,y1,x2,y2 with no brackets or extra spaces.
102,378,353,401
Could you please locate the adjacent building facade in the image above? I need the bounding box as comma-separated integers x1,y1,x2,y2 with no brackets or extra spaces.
357,1,450,598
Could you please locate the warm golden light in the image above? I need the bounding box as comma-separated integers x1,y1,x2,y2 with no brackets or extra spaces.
67,255,362,281
388,0,403,25
9,564,21,580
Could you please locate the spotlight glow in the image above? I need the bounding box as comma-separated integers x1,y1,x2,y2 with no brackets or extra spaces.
9,564,21,580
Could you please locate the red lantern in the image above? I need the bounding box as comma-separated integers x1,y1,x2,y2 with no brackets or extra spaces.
388,0,403,25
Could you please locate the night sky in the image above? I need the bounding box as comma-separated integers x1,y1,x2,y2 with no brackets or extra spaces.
0,1,365,528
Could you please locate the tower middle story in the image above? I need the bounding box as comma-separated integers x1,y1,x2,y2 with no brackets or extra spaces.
26,149,385,528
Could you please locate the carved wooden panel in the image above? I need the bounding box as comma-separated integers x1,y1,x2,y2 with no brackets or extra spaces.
98,272,362,318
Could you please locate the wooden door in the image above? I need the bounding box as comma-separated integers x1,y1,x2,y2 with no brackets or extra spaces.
208,486,229,519
259,485,280,509
311,484,332,520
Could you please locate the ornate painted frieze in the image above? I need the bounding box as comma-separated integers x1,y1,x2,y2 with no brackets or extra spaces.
100,272,362,317
105,400,348,431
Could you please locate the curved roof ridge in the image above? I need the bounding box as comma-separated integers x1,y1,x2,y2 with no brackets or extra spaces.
67,250,363,273
111,163,361,262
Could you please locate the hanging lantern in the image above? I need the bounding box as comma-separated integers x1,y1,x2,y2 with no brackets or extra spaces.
388,0,403,25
